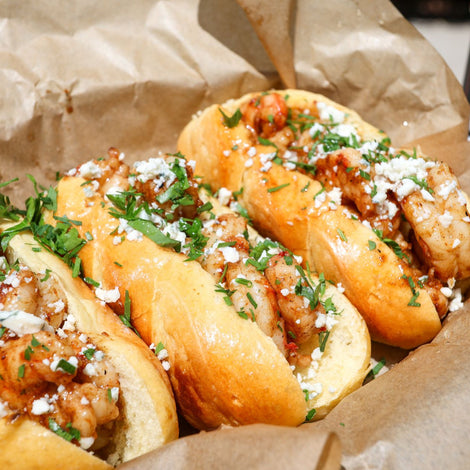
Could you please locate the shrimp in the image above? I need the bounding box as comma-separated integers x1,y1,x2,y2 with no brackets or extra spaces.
0,266,39,315
313,148,402,238
35,274,68,329
200,213,249,277
95,147,131,196
399,161,470,281
201,213,288,356
133,154,202,220
0,331,78,409
225,261,287,355
242,92,291,140
0,266,67,331
264,254,323,345
49,382,119,441
0,261,122,449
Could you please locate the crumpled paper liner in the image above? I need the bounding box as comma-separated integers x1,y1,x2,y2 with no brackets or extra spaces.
119,424,342,470
1,1,469,469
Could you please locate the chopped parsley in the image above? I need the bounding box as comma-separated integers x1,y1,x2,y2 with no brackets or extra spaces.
48,418,81,443
267,183,290,193
219,107,242,128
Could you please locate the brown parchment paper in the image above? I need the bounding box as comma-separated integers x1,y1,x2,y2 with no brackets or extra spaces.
1,1,469,469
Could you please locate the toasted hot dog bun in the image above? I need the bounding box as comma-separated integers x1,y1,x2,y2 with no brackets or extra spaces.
177,89,444,349
0,226,178,469
53,174,370,428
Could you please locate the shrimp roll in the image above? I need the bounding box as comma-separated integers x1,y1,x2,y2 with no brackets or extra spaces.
177,89,470,349
52,150,370,429
0,216,178,468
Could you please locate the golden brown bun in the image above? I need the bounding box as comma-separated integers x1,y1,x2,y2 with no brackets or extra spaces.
177,89,442,349
54,175,370,428
0,228,179,468
0,418,111,470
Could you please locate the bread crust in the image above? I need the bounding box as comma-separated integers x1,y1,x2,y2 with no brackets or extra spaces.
177,89,443,349
0,227,178,468
55,176,308,429
53,174,371,428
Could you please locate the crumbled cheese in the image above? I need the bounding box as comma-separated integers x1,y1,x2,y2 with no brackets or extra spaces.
83,363,97,377
315,312,338,330
78,161,103,179
95,286,120,304
118,218,143,242
62,313,77,332
317,101,345,123
245,158,254,168
420,189,435,202
3,272,20,288
94,350,104,361
134,158,176,185
311,347,323,362
448,288,464,312
80,437,95,450
105,185,125,200
452,239,461,248
0,310,53,336
110,387,119,402
280,288,290,297
217,187,233,206
48,300,65,314
31,397,53,415
438,211,453,228
162,361,171,371
247,147,257,157
358,140,379,155
334,124,358,140
218,246,240,263
440,287,453,298
437,179,457,200
162,222,187,246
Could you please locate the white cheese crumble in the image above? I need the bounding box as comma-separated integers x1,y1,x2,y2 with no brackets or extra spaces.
0,401,9,418
317,101,345,123
83,363,97,377
134,157,176,186
0,310,53,336
437,179,457,200
448,288,464,312
78,161,103,179
218,246,240,263
31,397,54,415
95,286,120,304
217,187,233,206
247,147,257,157
438,211,453,228
80,437,95,450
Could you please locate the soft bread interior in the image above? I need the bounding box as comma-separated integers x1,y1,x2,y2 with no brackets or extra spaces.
296,285,371,419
